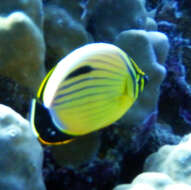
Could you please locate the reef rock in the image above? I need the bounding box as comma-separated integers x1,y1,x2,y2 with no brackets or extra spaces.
115,30,169,128
0,0,43,28
144,133,191,185
0,12,45,94
87,0,156,42
0,104,45,190
44,5,90,68
113,172,191,190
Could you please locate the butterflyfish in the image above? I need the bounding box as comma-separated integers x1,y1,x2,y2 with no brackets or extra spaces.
30,43,148,145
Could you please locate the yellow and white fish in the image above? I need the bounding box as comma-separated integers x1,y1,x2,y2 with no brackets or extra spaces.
30,43,148,145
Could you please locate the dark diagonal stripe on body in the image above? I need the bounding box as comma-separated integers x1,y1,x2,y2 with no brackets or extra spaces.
54,94,118,113
53,90,118,106
72,98,117,119
76,101,117,124
55,84,120,100
58,77,121,91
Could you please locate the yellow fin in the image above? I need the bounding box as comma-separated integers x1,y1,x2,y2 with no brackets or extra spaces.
130,58,145,75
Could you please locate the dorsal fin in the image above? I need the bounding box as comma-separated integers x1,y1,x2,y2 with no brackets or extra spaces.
130,58,145,76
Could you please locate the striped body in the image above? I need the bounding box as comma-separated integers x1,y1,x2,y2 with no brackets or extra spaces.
32,43,147,144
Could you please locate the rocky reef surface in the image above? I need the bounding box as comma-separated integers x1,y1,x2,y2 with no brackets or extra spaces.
0,104,45,190
0,0,191,190
115,134,191,190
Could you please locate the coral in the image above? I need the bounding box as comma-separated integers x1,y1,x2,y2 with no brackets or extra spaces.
115,30,168,127
154,0,191,135
41,0,169,171
0,0,46,95
45,0,85,22
0,76,32,116
0,104,45,190
87,0,148,42
50,133,101,167
142,123,181,153
111,30,169,154
0,0,44,28
41,0,172,189
111,1,191,189
144,133,191,186
0,0,45,115
1,0,191,190
44,5,90,69
45,28,170,176
113,133,191,190
44,150,120,190
0,12,45,94
113,172,191,190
